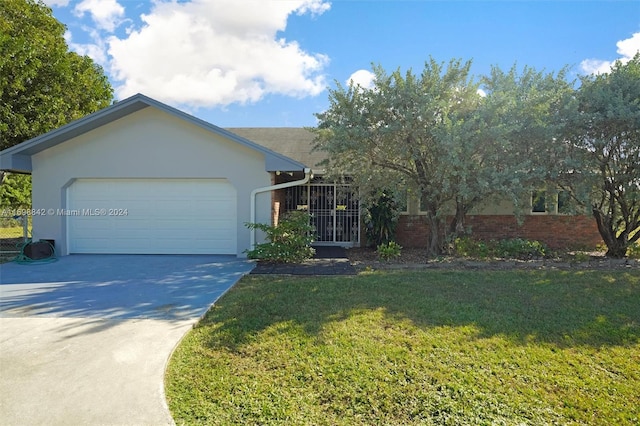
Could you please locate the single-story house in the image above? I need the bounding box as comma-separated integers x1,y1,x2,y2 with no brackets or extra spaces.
0,94,602,257
226,130,603,251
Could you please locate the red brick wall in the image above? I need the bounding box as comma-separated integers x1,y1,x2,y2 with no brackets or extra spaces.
395,216,432,248
396,214,603,250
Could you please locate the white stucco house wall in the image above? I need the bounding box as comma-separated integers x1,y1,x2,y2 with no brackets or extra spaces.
0,94,307,257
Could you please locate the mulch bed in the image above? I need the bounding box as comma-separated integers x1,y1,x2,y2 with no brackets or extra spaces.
346,247,640,271
251,258,357,275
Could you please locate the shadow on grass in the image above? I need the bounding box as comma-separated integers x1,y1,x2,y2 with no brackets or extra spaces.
199,270,640,350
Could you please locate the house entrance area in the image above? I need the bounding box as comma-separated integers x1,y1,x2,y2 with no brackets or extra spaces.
284,181,360,246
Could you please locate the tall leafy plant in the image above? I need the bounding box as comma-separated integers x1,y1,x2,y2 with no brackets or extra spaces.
364,191,400,247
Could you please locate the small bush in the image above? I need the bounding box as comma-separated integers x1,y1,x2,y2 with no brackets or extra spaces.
376,241,402,261
454,236,491,259
454,237,546,260
245,211,315,263
627,242,640,259
495,238,547,259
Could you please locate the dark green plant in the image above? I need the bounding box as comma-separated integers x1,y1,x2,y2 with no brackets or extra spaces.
495,238,546,259
0,173,31,209
1,0,113,150
627,242,640,259
376,241,402,261
364,191,400,247
454,236,492,259
454,237,547,260
244,211,315,263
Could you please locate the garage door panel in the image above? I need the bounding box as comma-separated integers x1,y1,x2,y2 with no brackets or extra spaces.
68,179,237,254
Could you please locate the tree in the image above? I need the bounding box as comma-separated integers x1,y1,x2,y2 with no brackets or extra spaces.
0,172,30,209
313,58,482,256
313,58,576,256
560,54,640,258
478,65,578,214
0,0,113,208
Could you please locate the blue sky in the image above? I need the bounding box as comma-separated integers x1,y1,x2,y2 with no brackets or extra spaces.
45,0,640,127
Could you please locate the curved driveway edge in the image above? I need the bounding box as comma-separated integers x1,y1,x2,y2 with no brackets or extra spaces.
0,317,191,425
0,255,254,426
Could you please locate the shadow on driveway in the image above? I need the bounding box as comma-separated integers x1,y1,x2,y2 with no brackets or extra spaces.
0,255,255,425
0,254,255,320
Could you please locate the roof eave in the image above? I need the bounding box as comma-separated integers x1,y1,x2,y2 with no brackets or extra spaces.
0,93,306,173
0,153,31,173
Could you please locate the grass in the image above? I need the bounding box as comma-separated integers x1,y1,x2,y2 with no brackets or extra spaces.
165,270,640,425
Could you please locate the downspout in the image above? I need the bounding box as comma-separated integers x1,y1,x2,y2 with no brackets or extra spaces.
250,167,312,248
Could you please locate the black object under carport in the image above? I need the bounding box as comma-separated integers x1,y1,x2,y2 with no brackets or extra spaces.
15,239,57,263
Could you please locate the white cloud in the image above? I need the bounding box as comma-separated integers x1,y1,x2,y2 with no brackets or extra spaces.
580,32,640,75
65,30,108,66
617,32,640,58
74,0,125,33
477,88,487,97
347,69,375,89
42,0,72,6
296,0,331,16
106,0,330,108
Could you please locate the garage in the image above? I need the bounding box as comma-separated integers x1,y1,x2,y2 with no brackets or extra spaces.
67,178,237,254
0,94,306,257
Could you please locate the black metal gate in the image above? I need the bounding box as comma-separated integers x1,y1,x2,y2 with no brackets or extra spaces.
284,183,360,246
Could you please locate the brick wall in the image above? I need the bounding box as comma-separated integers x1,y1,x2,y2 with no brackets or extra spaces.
396,214,603,249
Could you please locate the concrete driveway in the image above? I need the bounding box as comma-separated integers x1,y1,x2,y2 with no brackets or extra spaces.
0,255,254,426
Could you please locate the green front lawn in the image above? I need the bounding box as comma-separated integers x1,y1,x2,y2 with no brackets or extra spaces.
166,270,640,425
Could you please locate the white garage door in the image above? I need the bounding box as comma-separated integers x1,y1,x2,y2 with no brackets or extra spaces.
67,179,237,254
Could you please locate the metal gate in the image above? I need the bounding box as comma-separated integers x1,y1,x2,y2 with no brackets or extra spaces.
284,183,360,246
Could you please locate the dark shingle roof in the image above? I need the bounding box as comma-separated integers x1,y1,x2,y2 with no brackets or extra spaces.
226,128,326,172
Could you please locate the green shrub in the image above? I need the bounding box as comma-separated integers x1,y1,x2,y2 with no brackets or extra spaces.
376,241,402,261
495,238,547,259
454,236,491,259
454,237,546,260
245,211,315,263
627,242,640,259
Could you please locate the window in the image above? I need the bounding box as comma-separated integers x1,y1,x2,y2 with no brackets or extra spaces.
531,190,547,213
419,193,428,213
531,190,572,214
557,190,571,215
396,190,409,214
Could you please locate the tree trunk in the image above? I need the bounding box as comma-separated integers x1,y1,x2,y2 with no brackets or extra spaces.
449,200,467,237
592,208,628,258
425,212,443,257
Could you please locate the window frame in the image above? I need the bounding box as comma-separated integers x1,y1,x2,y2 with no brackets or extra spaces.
530,189,572,215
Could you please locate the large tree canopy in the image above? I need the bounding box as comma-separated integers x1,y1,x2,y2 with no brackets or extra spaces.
0,0,113,150
313,58,482,255
313,58,574,256
559,54,640,258
0,0,113,210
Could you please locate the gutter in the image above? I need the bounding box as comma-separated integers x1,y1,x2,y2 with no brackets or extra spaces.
250,168,312,248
